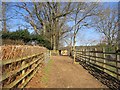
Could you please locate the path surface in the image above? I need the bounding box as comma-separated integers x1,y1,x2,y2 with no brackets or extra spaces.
26,56,107,88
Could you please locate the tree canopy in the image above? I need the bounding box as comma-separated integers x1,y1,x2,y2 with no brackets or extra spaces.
1,2,119,51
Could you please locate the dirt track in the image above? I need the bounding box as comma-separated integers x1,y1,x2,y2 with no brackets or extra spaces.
26,56,107,88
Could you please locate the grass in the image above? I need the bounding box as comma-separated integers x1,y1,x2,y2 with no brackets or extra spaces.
41,59,53,83
95,60,119,79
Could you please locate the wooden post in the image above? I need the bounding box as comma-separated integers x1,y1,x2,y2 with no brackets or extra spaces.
0,60,2,89
96,47,100,67
89,48,91,63
73,50,76,63
116,47,119,80
91,48,94,63
79,49,81,61
88,49,90,64
22,61,25,84
95,48,98,64
116,53,118,79
103,47,106,72
84,49,86,64
117,2,120,80
83,48,85,62
73,50,79,64
92,48,94,63
94,48,96,64
117,54,120,80
81,49,83,61
87,48,89,64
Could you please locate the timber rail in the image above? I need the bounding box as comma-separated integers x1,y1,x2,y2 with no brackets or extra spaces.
0,45,50,89
1,52,44,88
74,48,120,90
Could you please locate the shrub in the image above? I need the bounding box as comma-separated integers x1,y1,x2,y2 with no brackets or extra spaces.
2,30,52,49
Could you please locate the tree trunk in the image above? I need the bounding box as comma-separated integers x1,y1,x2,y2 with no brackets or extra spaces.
51,34,53,49
118,29,120,50
118,2,120,50
53,34,56,50
53,20,56,50
2,2,7,32
73,34,76,63
107,37,112,52
43,22,46,36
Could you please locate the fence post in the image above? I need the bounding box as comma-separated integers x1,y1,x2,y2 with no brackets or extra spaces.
87,48,90,65
103,47,106,72
73,50,76,63
116,52,119,79
22,60,25,84
86,48,88,64
83,48,85,62
81,48,83,61
93,48,96,64
117,54,120,80
0,60,2,89
84,49,86,64
89,48,91,63
92,48,94,64
95,48,98,64
79,49,81,61
116,46,120,80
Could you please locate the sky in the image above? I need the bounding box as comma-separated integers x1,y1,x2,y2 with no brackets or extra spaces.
1,0,120,2
1,1,119,46
74,2,119,46
64,2,118,46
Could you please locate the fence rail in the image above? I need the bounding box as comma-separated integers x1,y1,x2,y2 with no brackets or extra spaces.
76,50,120,79
1,52,44,88
75,48,120,89
0,45,50,88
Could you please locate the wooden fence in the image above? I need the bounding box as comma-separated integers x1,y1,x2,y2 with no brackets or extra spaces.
75,47,120,89
0,45,49,89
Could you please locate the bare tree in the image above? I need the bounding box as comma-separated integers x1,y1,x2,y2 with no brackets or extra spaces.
94,7,118,51
12,2,99,52
2,2,7,32
1,2,16,32
15,2,74,50
69,2,99,63
117,2,120,51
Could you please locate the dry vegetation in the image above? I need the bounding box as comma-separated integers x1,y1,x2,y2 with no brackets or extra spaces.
1,45,47,60
2,39,25,45
1,45,47,88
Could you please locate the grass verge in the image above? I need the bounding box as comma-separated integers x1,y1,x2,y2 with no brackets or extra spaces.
41,59,53,84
